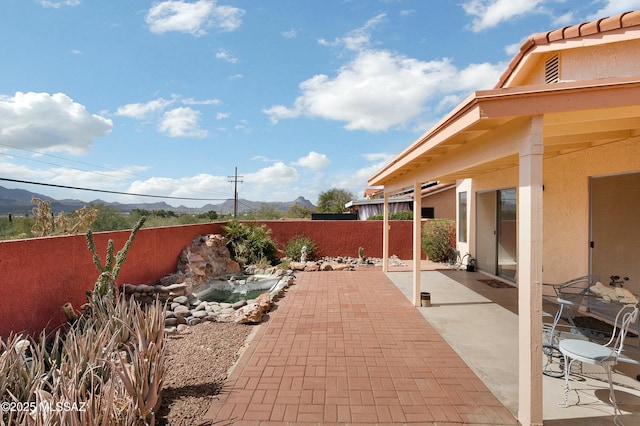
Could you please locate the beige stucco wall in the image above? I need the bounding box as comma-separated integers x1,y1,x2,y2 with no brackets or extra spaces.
469,137,640,287
424,187,456,220
517,38,640,86
562,38,640,81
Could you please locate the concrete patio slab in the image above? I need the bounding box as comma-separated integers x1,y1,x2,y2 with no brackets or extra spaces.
387,267,640,425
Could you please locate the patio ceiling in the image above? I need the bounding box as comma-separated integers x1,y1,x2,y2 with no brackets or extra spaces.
369,77,640,193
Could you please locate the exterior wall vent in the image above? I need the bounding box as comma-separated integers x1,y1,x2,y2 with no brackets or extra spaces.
545,55,560,84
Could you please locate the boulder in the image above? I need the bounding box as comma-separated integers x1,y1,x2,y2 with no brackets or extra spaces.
176,234,240,293
304,262,320,272
289,261,306,271
234,293,271,324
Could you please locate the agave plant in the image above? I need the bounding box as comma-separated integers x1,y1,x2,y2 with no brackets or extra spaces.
111,298,166,425
2,282,166,426
2,214,167,426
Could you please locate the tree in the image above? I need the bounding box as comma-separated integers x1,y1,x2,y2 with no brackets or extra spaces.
287,204,312,219
240,204,283,220
316,188,354,213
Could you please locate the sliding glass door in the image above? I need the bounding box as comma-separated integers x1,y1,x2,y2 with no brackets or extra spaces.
497,189,517,280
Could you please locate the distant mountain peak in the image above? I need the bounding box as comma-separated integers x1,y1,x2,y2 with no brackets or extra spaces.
0,185,316,215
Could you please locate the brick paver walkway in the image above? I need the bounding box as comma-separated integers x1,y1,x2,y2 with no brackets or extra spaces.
202,270,517,425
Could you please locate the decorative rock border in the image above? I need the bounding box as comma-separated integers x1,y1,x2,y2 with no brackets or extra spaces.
288,254,407,272
123,274,295,333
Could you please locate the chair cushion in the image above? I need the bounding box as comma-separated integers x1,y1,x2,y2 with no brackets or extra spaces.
559,338,617,365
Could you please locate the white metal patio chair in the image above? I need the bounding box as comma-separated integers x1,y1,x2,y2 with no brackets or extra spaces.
558,302,639,425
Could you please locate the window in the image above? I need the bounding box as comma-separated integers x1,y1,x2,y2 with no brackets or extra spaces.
421,207,435,219
458,192,468,243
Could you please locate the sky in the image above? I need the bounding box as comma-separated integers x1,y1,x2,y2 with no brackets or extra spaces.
1,0,639,208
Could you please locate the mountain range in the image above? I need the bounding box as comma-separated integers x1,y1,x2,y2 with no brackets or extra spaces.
0,185,316,216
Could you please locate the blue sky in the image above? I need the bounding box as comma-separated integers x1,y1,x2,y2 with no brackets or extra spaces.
1,0,638,208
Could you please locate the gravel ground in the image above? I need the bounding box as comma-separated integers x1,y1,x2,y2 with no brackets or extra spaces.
157,321,254,426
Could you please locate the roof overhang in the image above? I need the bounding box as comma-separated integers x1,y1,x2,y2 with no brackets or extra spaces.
368,77,640,193
346,197,413,208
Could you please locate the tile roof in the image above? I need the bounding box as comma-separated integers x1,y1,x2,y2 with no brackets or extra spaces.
495,10,640,88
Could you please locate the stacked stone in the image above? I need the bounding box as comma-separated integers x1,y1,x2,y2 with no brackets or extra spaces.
164,294,247,333
122,282,189,305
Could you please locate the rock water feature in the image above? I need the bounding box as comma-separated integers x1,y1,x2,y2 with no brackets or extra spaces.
122,233,294,333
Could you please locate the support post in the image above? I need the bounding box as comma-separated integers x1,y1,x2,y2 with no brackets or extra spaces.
383,191,390,272
518,116,544,426
412,181,422,306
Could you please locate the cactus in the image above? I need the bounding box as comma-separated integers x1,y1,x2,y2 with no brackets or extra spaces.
86,217,145,303
358,246,366,264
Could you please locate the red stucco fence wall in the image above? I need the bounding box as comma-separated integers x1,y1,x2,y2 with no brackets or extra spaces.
0,220,418,338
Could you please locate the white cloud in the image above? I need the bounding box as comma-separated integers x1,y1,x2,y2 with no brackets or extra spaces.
182,97,222,105
281,28,298,39
462,0,545,32
363,152,395,163
115,98,175,120
234,119,249,131
265,14,504,132
586,0,640,20
145,0,245,36
505,41,521,56
0,156,149,201
241,163,300,200
264,50,503,132
292,151,330,171
454,61,505,91
124,163,301,204
0,92,112,155
318,13,386,51
158,107,208,138
39,0,81,8
245,162,298,184
127,174,230,201
216,112,230,119
216,48,238,63
551,11,576,27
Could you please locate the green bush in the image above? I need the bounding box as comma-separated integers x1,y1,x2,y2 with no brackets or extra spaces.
422,219,456,262
367,210,413,220
285,234,317,261
222,220,279,266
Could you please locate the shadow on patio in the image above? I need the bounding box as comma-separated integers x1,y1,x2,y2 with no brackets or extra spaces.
387,263,640,425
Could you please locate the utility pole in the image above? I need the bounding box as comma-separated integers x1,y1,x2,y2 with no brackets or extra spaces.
228,167,243,218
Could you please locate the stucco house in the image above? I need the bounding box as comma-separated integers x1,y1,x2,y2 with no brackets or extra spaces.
368,10,640,426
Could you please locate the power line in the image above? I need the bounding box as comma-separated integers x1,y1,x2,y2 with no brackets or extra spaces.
0,142,150,180
0,142,232,199
0,177,230,201
0,152,125,181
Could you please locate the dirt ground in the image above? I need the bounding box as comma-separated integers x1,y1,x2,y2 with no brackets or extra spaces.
157,321,254,426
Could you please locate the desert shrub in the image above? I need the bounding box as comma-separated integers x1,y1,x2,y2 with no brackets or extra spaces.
422,219,456,262
367,210,413,220
285,234,317,261
222,220,279,266
1,216,164,425
1,296,165,426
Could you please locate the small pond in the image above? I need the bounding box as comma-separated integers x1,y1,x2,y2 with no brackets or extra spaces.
196,274,288,304
199,288,269,304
